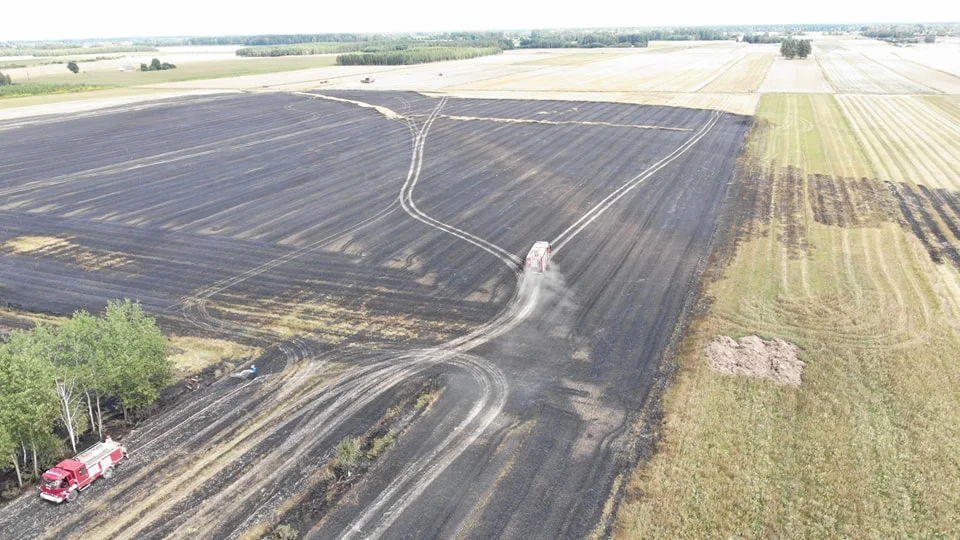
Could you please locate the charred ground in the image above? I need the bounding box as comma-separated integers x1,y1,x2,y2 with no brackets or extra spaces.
0,91,750,538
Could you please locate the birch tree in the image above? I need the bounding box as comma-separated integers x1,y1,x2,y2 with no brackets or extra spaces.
0,331,58,485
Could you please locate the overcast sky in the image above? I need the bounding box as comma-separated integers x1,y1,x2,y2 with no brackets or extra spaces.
5,0,958,41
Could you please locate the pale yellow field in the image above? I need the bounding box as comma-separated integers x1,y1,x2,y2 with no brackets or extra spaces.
759,54,835,93
700,51,775,93
838,95,960,190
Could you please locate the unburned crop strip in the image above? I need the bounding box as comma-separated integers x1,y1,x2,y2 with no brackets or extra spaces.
617,90,960,539
839,95,960,190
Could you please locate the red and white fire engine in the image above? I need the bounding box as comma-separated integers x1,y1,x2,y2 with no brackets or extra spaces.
39,436,127,503
525,241,552,273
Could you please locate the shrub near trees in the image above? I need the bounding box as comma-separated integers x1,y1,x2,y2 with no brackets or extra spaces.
0,299,171,488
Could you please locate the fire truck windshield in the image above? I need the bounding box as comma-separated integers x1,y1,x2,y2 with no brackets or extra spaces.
43,478,64,489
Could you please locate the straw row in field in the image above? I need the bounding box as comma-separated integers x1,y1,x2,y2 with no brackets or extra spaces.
838,95,960,190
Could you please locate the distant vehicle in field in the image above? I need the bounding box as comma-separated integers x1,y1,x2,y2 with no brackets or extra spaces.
39,436,127,503
525,241,552,273
361,77,375,83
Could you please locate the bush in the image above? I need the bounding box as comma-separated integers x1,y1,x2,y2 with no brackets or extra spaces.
140,59,176,71
66,61,79,74
0,71,11,85
335,438,361,466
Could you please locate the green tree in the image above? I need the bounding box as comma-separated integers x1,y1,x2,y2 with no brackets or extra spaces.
797,39,812,58
0,422,14,487
140,63,149,72
925,34,937,43
0,331,60,485
29,324,88,454
53,312,103,442
780,38,798,59
97,299,171,421
149,58,162,71
0,71,11,86
66,61,79,74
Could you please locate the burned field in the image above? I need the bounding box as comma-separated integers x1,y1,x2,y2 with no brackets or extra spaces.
0,91,749,538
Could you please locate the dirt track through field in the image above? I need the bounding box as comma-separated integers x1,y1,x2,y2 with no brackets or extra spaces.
0,91,749,539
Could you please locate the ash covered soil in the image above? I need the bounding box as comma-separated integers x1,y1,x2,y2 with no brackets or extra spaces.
0,91,750,539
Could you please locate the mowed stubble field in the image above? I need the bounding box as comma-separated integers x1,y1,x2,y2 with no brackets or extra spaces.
0,90,750,538
617,39,960,537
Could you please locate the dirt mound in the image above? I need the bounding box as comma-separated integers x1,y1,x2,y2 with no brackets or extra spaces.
706,336,804,385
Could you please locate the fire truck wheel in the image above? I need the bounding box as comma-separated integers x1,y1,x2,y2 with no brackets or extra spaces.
67,490,78,502
103,467,114,480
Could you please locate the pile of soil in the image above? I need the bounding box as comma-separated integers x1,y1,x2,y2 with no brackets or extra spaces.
706,335,804,385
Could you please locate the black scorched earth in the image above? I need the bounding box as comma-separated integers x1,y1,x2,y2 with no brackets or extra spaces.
0,91,750,539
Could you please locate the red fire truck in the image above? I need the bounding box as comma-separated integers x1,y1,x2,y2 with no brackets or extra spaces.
525,241,552,273
39,436,127,503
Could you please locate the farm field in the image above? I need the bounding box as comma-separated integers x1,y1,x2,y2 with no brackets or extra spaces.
0,91,750,538
3,34,960,538
615,90,960,536
4,54,338,89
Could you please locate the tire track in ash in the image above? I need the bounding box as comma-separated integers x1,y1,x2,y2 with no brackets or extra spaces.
211,93,526,540
550,110,723,253
321,100,724,539
82,94,522,539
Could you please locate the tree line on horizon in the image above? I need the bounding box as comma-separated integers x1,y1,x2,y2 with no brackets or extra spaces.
236,38,511,57
335,47,502,66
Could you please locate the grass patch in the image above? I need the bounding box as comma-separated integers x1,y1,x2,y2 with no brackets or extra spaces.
366,430,395,459
615,94,960,537
0,82,104,98
167,336,261,378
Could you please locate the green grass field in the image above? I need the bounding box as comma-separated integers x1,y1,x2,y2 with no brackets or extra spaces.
615,94,960,537
28,56,338,88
